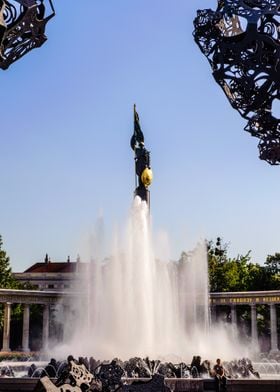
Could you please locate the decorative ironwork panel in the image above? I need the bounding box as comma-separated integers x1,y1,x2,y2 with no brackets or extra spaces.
69,360,94,388
0,0,54,69
193,0,280,165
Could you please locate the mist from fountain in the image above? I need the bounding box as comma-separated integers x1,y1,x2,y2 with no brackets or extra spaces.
54,197,250,361
85,197,209,359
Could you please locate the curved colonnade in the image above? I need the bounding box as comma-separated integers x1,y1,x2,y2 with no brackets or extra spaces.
210,291,280,353
0,289,279,352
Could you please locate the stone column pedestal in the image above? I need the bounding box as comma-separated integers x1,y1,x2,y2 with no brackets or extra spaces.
42,304,50,349
1,302,11,352
231,304,237,325
251,304,258,349
270,304,279,353
210,305,217,325
22,304,30,352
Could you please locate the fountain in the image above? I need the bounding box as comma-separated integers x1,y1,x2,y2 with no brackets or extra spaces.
54,107,247,363
0,108,279,390
68,197,210,360
55,107,209,361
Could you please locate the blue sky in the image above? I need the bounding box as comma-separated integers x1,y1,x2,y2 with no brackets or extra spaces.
1,0,280,271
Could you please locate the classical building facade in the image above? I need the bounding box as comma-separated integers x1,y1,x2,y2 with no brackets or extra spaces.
8,256,89,351
13,255,88,291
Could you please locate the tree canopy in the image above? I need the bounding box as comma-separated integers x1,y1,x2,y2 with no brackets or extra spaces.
0,235,34,290
0,234,279,292
207,238,280,292
0,235,18,289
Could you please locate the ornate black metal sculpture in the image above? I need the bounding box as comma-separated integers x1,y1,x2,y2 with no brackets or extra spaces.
0,0,55,69
35,355,260,392
94,360,124,392
193,0,280,165
38,357,97,392
130,105,153,206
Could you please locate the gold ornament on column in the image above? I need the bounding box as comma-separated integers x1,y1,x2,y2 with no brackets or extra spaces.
141,167,153,187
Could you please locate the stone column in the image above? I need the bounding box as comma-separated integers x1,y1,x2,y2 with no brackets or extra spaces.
1,302,11,352
251,304,258,346
210,305,217,325
231,304,237,325
62,304,71,342
22,304,30,352
270,304,278,353
42,304,50,349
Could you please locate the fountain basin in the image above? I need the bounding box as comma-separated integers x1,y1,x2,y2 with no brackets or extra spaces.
0,378,279,392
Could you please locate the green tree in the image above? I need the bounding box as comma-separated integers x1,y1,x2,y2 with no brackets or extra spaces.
0,235,18,289
0,236,37,345
207,237,228,292
264,253,280,289
265,253,280,274
207,238,251,292
207,237,273,292
0,235,34,290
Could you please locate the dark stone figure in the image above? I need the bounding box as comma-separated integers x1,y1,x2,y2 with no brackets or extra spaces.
193,1,280,165
158,362,187,378
0,0,55,70
201,360,211,377
94,360,124,392
223,357,260,379
55,355,77,388
190,356,202,378
79,357,90,371
130,105,153,207
124,357,150,378
44,358,57,378
28,363,37,378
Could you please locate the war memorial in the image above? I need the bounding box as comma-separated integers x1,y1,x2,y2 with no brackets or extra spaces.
0,0,280,391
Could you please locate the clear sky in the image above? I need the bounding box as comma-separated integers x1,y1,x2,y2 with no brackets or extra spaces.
1,0,280,272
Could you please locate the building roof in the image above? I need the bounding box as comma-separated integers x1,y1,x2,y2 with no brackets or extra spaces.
24,262,87,273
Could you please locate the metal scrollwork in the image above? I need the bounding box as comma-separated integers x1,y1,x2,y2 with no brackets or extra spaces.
69,360,94,388
0,0,55,69
193,0,280,165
